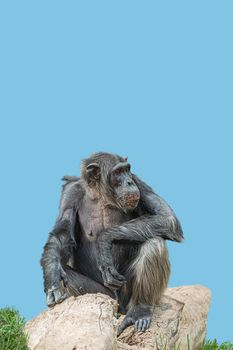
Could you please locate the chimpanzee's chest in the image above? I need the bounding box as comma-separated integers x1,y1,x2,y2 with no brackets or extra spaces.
77,195,134,241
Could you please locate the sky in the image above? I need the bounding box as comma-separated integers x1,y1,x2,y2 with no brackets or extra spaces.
0,0,232,344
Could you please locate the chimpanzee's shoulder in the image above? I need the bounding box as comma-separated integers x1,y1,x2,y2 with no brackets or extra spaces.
61,176,85,204
62,175,80,183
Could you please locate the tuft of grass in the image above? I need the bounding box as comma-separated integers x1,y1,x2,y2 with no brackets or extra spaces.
199,340,233,350
0,307,29,350
154,337,233,350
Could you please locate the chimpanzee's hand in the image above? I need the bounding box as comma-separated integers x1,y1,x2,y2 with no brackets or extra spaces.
97,236,126,289
46,265,68,307
98,263,126,290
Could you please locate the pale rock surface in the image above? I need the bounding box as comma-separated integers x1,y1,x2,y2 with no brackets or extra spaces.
25,293,118,350
118,285,211,350
25,285,211,350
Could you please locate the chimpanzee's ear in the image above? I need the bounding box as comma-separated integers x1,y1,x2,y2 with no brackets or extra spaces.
86,163,101,180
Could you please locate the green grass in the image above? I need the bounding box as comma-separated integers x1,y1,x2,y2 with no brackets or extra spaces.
199,340,233,350
0,307,29,350
155,336,233,350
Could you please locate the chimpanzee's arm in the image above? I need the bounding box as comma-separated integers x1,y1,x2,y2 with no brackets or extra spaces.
40,177,82,306
96,175,183,288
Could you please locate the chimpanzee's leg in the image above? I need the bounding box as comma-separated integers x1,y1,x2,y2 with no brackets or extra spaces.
65,267,115,297
117,238,170,335
46,266,115,307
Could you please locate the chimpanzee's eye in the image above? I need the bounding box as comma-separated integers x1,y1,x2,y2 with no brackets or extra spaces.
111,177,121,187
115,168,122,175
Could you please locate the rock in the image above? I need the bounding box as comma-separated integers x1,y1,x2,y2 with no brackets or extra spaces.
25,285,211,350
25,293,118,350
118,285,211,350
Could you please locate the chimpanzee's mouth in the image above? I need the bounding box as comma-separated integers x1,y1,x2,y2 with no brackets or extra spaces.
120,192,140,209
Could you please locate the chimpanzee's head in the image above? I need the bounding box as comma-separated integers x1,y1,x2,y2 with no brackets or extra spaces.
81,152,140,212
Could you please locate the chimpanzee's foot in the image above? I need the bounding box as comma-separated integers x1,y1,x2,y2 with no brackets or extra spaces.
117,304,153,336
134,316,152,332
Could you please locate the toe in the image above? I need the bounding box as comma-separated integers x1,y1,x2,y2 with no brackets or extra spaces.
141,319,148,332
135,319,143,331
142,317,151,332
135,317,151,332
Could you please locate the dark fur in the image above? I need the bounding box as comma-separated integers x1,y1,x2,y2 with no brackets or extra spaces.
41,152,183,334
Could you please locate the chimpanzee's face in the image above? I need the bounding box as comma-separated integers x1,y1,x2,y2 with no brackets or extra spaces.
109,162,140,211
83,153,140,212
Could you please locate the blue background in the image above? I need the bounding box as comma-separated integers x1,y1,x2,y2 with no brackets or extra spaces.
0,0,232,343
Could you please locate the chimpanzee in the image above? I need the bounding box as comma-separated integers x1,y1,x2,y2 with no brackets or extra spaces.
41,152,183,335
